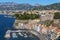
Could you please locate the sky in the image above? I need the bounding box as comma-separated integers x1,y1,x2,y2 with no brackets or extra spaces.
0,0,60,5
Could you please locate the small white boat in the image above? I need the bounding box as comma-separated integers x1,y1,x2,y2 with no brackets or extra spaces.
24,34,28,38
18,32,23,36
4,33,10,39
12,33,17,38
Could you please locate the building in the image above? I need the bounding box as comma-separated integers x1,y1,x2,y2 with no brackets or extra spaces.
40,12,54,21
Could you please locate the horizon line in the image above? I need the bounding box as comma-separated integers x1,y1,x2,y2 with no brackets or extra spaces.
0,2,60,5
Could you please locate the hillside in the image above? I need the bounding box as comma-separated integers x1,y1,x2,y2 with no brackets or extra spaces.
0,2,60,10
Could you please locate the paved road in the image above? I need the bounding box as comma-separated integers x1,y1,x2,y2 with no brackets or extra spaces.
30,30,47,40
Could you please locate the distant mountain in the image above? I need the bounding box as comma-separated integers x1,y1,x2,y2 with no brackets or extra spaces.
0,2,33,10
0,2,60,10
44,3,60,10
33,3,60,10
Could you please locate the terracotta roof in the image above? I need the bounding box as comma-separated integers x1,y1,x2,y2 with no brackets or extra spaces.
56,29,60,32
52,24,59,27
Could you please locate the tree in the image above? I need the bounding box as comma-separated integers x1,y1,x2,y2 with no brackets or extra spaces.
14,13,40,20
54,12,60,19
14,13,19,19
45,20,54,27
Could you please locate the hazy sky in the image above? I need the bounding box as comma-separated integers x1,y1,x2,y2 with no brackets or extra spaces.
0,0,60,5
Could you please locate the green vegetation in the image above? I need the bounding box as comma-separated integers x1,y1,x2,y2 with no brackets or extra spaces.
14,12,40,20
58,20,60,29
54,12,60,19
44,20,54,27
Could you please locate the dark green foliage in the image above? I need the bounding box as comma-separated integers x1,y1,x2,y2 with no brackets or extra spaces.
44,20,53,27
54,12,60,19
14,13,40,20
